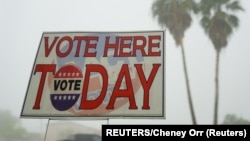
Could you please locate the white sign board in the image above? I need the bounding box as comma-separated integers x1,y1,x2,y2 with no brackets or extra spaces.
21,31,165,119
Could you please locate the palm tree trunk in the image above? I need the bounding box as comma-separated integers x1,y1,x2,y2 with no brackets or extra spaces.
180,43,197,125
214,51,220,125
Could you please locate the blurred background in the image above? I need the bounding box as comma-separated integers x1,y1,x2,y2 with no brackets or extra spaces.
1,0,250,140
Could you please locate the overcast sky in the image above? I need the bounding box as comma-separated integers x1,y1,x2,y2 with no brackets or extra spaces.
1,0,250,133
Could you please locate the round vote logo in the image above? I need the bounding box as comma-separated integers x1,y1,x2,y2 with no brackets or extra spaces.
50,64,83,111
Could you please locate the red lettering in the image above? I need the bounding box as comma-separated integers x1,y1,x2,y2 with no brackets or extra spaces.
103,37,119,57
119,36,132,57
106,64,137,109
74,36,86,57
33,64,56,109
56,36,73,57
148,35,161,56
132,36,147,56
79,64,108,109
45,35,162,58
31,63,161,111
84,36,98,57
44,36,59,57
135,64,161,109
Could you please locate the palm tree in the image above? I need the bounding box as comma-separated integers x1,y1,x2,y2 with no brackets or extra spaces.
152,0,198,124
198,0,244,125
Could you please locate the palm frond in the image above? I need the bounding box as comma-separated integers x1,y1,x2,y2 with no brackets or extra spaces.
227,14,239,28
151,0,198,46
226,1,244,11
200,16,210,33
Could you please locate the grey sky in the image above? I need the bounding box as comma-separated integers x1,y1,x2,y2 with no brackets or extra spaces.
1,0,250,133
